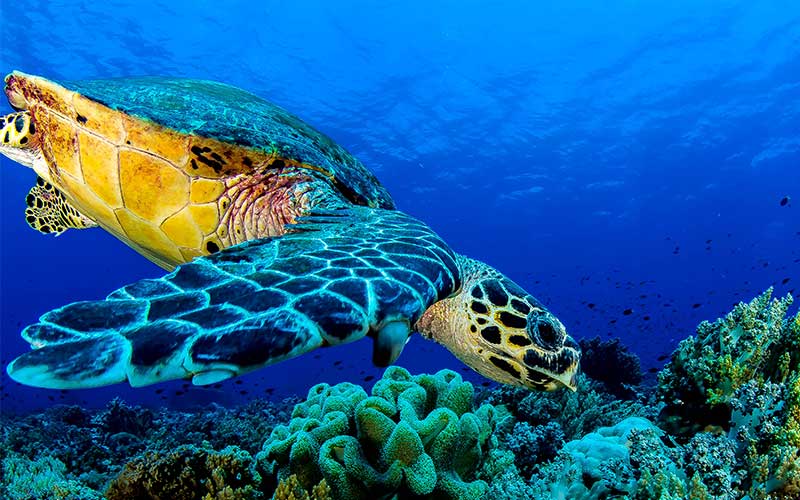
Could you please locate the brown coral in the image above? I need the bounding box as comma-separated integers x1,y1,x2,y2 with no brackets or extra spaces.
105,444,263,500
273,474,331,500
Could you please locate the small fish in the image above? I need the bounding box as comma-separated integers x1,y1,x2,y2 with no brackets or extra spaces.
623,308,633,315
780,196,790,206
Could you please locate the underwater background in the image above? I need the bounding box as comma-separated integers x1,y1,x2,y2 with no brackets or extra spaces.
0,1,799,499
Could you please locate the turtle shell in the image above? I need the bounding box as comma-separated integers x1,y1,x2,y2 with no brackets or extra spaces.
4,72,394,269
60,76,393,209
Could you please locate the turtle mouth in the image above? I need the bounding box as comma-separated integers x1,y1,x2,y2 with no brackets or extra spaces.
520,327,581,391
523,345,581,391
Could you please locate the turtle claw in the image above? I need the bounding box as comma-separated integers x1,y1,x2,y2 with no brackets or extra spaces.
191,369,237,386
372,320,411,367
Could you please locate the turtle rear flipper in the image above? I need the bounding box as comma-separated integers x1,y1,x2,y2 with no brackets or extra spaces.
0,111,38,167
26,177,97,235
7,208,459,389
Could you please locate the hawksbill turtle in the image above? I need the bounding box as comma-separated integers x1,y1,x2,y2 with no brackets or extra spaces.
0,71,580,392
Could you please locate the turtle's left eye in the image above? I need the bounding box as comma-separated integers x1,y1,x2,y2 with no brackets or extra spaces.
527,312,565,350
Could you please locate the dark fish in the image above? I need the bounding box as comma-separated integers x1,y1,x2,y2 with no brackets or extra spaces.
692,303,701,308
782,278,790,284
657,354,669,361
780,196,790,206
623,308,633,315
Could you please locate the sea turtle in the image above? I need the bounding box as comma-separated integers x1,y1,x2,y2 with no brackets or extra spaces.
0,71,580,392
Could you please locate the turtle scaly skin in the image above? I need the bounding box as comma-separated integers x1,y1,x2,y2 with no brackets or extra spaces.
1,72,580,392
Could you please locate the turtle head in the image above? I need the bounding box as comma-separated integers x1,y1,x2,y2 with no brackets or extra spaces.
416,255,580,391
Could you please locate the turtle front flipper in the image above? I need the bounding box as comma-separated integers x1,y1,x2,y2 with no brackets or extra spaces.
25,177,97,235
7,207,460,389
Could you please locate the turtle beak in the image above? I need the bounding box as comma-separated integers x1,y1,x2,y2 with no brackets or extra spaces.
550,359,580,391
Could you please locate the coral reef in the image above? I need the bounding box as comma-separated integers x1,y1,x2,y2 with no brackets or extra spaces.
485,373,655,442
105,444,265,500
0,397,293,497
1,454,103,500
259,366,498,500
578,336,643,398
274,474,332,500
658,289,800,498
530,416,678,499
505,421,564,477
0,289,797,500
658,288,797,429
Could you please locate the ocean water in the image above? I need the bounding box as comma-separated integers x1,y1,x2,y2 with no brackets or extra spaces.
0,1,798,498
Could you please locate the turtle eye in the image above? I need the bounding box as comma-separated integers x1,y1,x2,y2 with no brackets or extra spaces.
537,321,558,347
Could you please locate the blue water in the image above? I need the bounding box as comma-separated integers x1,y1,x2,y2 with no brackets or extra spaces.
0,0,798,413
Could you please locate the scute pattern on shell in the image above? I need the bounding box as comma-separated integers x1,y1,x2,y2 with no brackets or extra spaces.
59,76,394,209
8,208,461,389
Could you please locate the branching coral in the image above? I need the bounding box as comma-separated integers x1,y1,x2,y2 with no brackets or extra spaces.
578,336,643,398
658,289,796,429
492,374,652,442
274,474,332,500
94,398,155,438
0,454,103,500
657,288,800,498
505,421,564,477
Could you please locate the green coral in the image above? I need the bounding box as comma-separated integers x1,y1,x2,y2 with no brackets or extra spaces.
658,288,800,498
0,454,103,500
659,288,795,415
258,366,497,500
